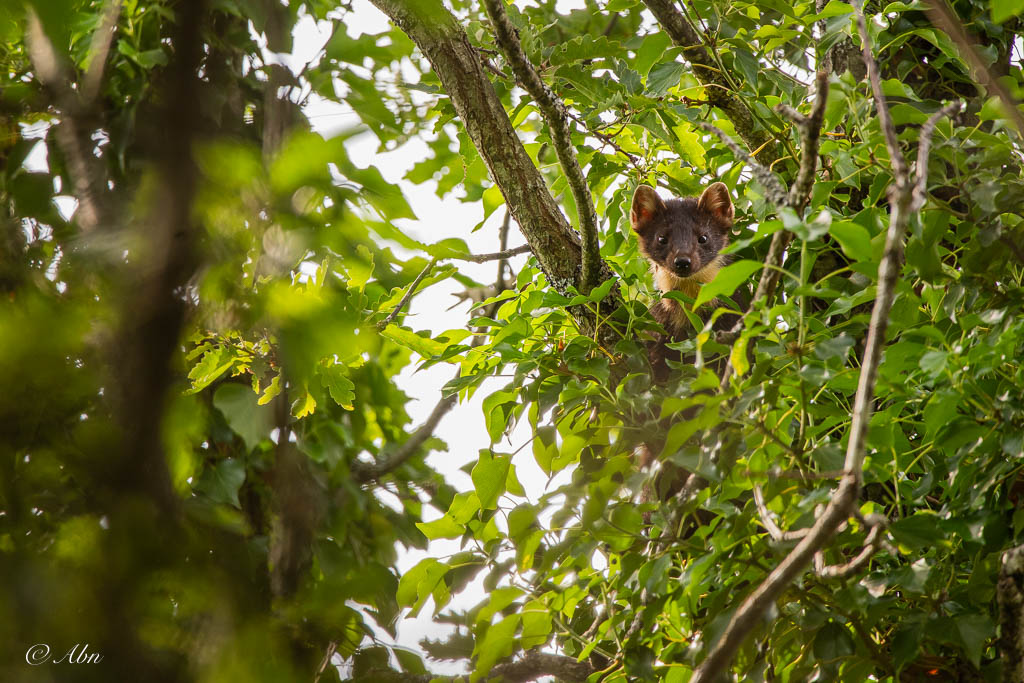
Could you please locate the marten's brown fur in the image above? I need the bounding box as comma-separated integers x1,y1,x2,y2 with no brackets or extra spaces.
630,183,736,375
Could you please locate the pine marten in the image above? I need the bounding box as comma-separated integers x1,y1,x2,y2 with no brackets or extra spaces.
629,182,738,376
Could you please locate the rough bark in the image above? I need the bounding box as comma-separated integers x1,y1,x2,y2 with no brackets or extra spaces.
367,0,620,346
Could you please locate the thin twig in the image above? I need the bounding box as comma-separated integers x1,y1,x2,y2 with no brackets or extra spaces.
377,258,437,330
448,243,532,264
496,209,511,287
694,121,789,206
566,109,643,171
482,0,601,292
351,394,458,482
911,102,964,211
815,515,889,579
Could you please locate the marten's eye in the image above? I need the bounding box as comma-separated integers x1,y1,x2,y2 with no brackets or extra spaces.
657,235,668,245
698,234,708,244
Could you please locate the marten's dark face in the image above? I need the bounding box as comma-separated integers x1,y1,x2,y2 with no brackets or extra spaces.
630,183,734,280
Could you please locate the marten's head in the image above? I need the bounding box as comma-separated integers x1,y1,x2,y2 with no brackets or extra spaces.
630,183,734,291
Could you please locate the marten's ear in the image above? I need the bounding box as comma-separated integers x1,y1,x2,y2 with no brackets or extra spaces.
698,182,734,228
631,185,665,233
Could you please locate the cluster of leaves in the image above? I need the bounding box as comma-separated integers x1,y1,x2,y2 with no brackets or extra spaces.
3,0,1024,682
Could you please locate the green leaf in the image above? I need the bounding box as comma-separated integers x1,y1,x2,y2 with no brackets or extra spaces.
812,621,856,662
520,599,553,649
992,0,1024,23
694,259,761,307
292,389,316,418
447,491,481,524
636,32,673,77
188,346,234,393
830,220,873,262
471,451,511,510
730,333,750,376
922,388,958,437
213,383,273,451
416,515,465,540
954,613,995,667
396,558,449,617
646,61,686,96
472,615,520,682
195,458,246,508
918,349,948,380
891,512,945,550
381,324,447,359
320,364,355,410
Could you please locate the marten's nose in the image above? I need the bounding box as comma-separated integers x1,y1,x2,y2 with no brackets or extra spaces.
673,256,691,275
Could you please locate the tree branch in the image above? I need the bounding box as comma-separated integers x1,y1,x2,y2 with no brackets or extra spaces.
641,0,775,165
912,102,964,211
854,0,908,180
693,121,789,207
924,0,1024,136
481,0,601,292
691,17,960,678
377,258,437,330
82,0,122,105
780,70,830,210
448,243,532,264
814,514,888,579
25,9,110,233
367,0,620,347
351,394,458,483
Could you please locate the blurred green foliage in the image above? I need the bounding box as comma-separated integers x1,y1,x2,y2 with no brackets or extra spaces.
1,0,1023,681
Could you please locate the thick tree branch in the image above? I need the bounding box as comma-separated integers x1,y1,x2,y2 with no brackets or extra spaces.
481,0,601,292
367,0,620,347
641,0,775,165
691,23,960,680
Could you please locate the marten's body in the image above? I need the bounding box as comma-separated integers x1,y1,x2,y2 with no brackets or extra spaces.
630,183,738,375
